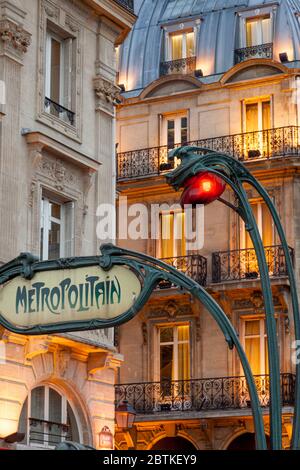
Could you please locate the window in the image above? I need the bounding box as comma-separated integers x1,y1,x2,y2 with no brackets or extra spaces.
242,319,269,375
159,325,190,382
240,201,274,250
40,195,74,260
169,30,195,61
159,211,186,259
45,27,75,125
243,98,272,158
244,99,271,133
162,115,189,149
246,16,272,47
18,386,80,448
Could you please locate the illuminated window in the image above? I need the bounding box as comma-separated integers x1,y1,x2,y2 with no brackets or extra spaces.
244,99,271,133
18,386,80,448
245,16,272,47
159,325,190,382
159,211,186,259
242,319,269,376
169,30,195,61
240,201,274,250
40,195,75,260
45,27,75,124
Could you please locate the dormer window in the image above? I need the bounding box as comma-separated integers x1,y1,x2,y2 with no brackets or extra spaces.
169,30,195,61
246,15,272,47
160,19,200,76
235,7,275,63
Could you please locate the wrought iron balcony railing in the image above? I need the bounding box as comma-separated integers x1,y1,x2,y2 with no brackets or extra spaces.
29,417,70,447
44,97,75,126
212,245,294,283
114,0,134,12
117,126,300,181
158,254,207,289
160,56,197,76
235,43,273,64
115,373,295,414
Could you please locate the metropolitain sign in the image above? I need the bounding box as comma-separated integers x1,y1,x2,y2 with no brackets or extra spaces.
0,251,142,335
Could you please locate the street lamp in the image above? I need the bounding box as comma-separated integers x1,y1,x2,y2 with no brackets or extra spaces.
115,400,136,429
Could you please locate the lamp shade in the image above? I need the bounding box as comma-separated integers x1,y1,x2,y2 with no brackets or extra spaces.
115,400,136,429
180,171,226,207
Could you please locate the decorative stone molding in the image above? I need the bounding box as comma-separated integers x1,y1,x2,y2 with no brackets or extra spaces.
147,300,191,319
141,322,147,345
55,348,72,377
94,76,121,115
0,18,31,60
37,157,79,191
25,337,50,361
87,351,122,376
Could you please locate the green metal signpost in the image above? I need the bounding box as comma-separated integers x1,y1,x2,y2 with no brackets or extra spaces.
0,148,298,450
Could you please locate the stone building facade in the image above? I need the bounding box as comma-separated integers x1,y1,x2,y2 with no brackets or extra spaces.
115,0,300,450
0,0,135,449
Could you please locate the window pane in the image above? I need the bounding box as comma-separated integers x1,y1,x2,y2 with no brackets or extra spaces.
48,220,61,259
264,337,269,375
18,398,28,444
246,103,258,132
262,17,271,43
160,344,173,382
181,117,188,145
50,38,61,104
30,386,45,445
178,343,190,381
160,214,174,258
48,388,62,446
262,202,273,246
186,32,195,57
160,327,173,343
178,325,189,342
245,320,260,336
67,403,80,443
174,212,186,257
50,202,61,220
246,19,260,47
262,101,271,130
167,120,175,149
171,34,183,60
245,337,261,375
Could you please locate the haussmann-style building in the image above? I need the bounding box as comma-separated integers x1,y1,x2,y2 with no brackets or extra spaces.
114,0,300,450
0,0,135,450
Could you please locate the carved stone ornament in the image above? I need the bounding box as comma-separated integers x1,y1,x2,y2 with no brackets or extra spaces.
0,19,31,54
37,156,79,191
148,300,191,319
94,77,121,106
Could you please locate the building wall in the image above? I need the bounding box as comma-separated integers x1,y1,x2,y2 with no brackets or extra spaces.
0,0,135,449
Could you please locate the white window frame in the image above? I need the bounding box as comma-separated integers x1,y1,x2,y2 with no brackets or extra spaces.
45,30,65,106
242,97,273,133
167,29,196,61
162,19,200,62
26,385,82,448
240,200,274,250
157,324,191,382
241,318,268,376
238,7,275,49
40,196,74,261
161,113,189,147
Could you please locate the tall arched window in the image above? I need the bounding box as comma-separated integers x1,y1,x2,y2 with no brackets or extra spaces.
18,385,81,448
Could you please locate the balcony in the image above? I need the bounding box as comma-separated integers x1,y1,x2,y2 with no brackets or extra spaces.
115,373,295,414
44,97,75,126
114,0,134,12
29,417,71,447
212,245,294,284
235,43,273,64
158,255,207,289
117,126,300,182
160,56,196,76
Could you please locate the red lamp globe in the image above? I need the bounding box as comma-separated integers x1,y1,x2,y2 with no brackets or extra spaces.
180,171,226,207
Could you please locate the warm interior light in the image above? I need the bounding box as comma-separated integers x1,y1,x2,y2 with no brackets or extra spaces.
180,171,226,207
0,419,18,439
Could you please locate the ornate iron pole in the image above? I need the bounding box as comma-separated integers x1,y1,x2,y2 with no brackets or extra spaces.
165,147,300,450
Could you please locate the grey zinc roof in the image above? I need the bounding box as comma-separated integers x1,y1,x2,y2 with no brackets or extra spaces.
119,0,300,92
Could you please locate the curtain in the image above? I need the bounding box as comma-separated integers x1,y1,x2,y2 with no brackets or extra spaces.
178,325,190,381
262,17,271,44
171,34,183,60
186,32,195,57
245,321,261,375
174,212,186,258
160,214,174,258
246,19,260,47
246,103,258,132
